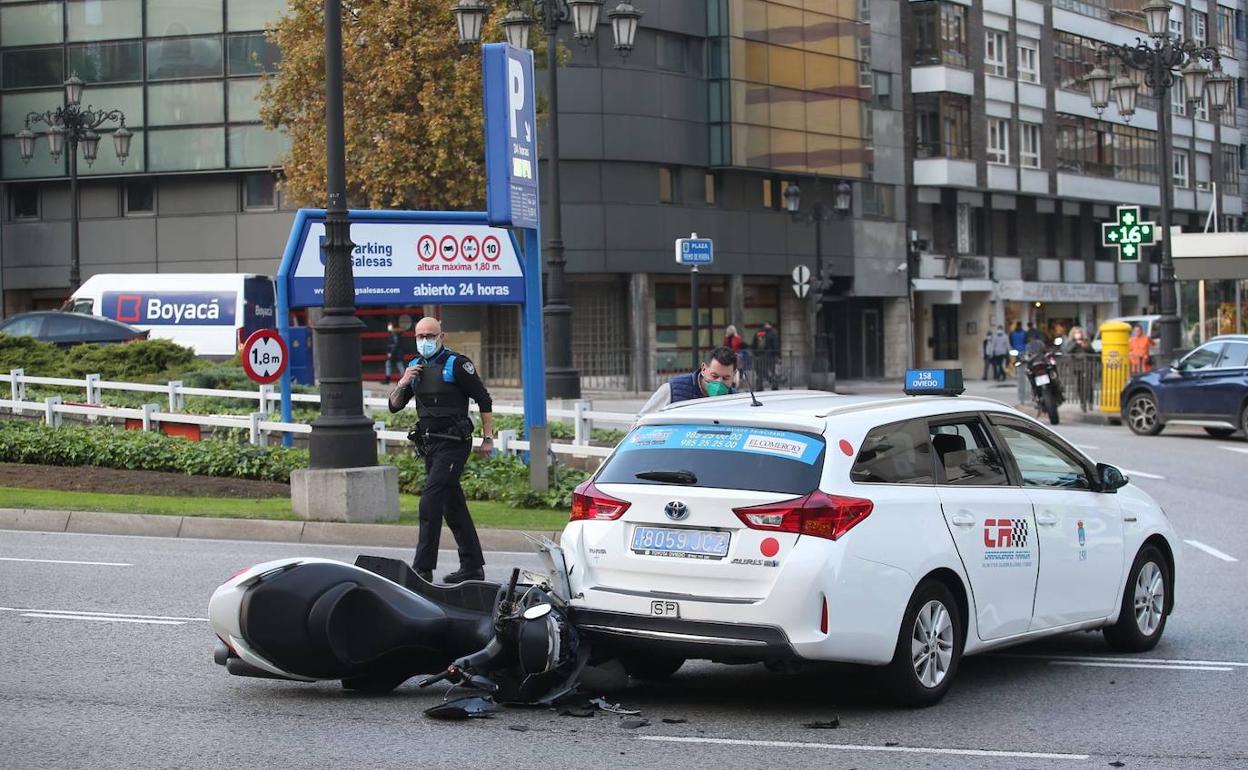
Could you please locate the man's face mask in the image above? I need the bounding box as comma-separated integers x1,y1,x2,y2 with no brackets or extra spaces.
705,380,731,397
416,335,441,358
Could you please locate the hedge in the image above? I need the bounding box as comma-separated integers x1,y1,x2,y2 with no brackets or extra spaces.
0,419,587,509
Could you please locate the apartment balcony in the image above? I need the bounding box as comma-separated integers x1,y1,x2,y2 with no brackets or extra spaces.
1038,259,1062,282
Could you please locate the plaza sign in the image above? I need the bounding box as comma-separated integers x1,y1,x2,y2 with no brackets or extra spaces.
1100,204,1157,263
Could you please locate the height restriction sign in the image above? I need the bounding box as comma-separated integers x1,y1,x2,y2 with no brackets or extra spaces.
241,329,288,384
1100,204,1157,263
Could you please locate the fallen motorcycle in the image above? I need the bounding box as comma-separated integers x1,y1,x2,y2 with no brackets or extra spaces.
208,540,584,705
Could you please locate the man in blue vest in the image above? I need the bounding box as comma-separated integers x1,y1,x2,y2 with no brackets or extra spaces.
637,346,738,418
389,317,494,584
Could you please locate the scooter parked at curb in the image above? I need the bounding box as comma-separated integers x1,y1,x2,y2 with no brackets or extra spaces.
208,539,585,705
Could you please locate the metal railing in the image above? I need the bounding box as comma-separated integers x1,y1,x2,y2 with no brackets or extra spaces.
1054,352,1102,413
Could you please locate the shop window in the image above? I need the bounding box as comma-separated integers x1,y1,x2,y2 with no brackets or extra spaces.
11,185,39,220
932,304,959,361
243,173,277,210
124,180,155,216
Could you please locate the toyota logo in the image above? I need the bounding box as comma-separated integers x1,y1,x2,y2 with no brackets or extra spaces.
664,501,689,522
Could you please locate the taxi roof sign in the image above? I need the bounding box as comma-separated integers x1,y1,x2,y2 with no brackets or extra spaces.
904,369,964,396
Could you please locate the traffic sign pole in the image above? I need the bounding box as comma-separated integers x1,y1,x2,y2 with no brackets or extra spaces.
676,232,714,371
691,264,699,371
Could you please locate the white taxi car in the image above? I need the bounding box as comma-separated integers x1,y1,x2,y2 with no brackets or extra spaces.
562,371,1178,707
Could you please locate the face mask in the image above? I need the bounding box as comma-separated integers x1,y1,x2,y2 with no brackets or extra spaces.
704,379,730,397
416,339,440,359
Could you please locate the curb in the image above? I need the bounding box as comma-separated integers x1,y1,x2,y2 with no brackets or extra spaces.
0,508,560,552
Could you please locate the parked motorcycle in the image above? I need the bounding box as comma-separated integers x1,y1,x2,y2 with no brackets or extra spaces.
208,541,585,705
1023,345,1064,425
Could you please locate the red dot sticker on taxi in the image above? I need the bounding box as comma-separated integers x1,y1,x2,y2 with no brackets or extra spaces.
839,439,854,457
760,538,780,558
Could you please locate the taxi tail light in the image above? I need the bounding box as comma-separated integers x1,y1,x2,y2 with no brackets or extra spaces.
733,491,872,541
570,480,631,521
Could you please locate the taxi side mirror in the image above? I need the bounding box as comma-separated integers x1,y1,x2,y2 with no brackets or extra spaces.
1097,463,1128,493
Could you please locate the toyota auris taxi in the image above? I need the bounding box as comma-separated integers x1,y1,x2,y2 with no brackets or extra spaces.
562,371,1178,706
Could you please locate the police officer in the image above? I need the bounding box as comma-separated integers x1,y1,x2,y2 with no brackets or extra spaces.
389,317,494,584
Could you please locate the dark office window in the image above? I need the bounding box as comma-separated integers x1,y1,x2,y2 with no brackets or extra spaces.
68,41,143,84
1055,114,1159,184
147,37,223,80
658,167,676,204
852,419,935,485
655,33,687,73
242,173,277,210
2,47,64,89
227,33,280,76
11,185,39,219
861,183,894,218
932,304,958,360
914,93,970,159
873,71,892,109
124,180,155,216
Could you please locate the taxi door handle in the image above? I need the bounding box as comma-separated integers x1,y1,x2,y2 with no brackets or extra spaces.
1036,512,1058,526
950,512,975,527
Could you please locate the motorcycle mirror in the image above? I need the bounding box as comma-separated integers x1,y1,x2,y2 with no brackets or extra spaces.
522,603,553,621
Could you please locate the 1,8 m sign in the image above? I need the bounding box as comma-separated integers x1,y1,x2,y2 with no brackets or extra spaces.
241,329,288,384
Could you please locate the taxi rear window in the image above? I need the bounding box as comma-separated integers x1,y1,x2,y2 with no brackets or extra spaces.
596,424,826,495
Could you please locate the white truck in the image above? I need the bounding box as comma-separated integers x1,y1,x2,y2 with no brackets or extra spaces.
67,273,277,358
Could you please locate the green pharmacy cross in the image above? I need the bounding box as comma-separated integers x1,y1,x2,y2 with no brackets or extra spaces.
1100,204,1157,263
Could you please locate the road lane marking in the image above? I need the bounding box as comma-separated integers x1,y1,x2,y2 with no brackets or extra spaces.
991,653,1248,667
636,736,1089,761
0,557,132,567
1220,446,1248,455
20,613,185,626
1050,660,1233,672
1119,468,1165,479
0,607,208,622
1184,539,1239,562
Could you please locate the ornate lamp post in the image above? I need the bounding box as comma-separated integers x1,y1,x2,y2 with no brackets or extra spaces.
1084,0,1232,359
454,0,642,399
784,178,852,375
17,74,132,292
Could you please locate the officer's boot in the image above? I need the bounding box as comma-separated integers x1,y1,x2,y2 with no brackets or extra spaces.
414,567,433,583
442,566,485,584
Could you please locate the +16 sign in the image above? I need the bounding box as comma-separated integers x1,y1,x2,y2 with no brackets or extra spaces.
1100,204,1157,263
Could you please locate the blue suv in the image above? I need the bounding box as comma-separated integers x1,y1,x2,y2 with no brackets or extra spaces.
1122,335,1248,439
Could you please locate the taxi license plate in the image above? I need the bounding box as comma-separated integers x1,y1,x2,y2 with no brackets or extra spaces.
1034,374,1050,386
651,600,680,618
631,526,729,560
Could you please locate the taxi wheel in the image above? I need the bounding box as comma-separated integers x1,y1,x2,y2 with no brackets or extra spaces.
1104,546,1169,653
882,581,962,708
1126,393,1164,436
620,654,685,681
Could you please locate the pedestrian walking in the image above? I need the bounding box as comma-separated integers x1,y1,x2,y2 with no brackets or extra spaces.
991,326,1010,381
1129,325,1153,374
1009,322,1026,373
388,317,494,585
1064,325,1094,412
383,322,404,384
638,346,738,418
722,324,743,352
982,332,993,380
752,322,781,389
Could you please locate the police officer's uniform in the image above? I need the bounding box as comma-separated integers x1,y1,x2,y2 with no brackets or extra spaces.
388,347,492,580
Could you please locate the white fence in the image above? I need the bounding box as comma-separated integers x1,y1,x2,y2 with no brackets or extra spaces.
0,369,616,459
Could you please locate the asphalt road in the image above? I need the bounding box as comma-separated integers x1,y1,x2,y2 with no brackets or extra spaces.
1,422,1246,770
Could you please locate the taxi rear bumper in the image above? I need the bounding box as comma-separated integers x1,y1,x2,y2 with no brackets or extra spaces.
571,607,799,663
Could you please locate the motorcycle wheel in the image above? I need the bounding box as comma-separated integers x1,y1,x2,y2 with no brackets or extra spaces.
1043,386,1060,425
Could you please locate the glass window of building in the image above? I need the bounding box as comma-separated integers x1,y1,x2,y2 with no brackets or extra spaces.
1222,148,1239,196
658,167,676,203
861,183,894,218
1192,10,1208,46
242,173,277,210
761,177,774,208
1020,122,1041,168
147,37,224,80
1218,6,1235,54
67,0,141,42
2,47,64,89
147,0,223,36
1172,149,1189,188
11,185,39,219
228,125,289,167
1171,77,1186,116
656,33,687,73
987,118,1009,164
148,81,225,125
227,78,263,122
914,94,970,159
124,180,156,215
1,3,64,47
1194,95,1208,122
227,33,280,75
227,0,285,31
913,1,968,67
931,305,958,360
68,42,144,84
1,91,63,135
1017,37,1038,83
1055,114,1158,184
985,30,1007,77
1195,151,1212,191
148,127,225,170
704,172,717,205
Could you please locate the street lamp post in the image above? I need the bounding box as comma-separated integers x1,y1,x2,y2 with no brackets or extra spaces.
783,178,852,376
1084,0,1232,359
16,74,132,292
306,0,377,469
454,0,642,399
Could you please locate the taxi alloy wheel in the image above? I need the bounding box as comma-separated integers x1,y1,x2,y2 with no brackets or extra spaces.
1127,393,1163,436
1104,545,1169,652
1133,561,1165,638
912,600,955,689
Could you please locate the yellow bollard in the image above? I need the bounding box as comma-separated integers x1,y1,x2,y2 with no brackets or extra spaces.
1099,320,1132,414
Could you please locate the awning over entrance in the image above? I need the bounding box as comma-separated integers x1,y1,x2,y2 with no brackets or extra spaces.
1172,231,1248,280
996,280,1119,303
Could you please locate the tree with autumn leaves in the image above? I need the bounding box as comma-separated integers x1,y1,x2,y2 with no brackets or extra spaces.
261,0,551,211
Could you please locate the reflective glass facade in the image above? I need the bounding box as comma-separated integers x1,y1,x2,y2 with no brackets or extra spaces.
709,0,872,176
0,0,288,179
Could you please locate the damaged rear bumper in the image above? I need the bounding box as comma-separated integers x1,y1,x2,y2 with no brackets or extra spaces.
571,608,800,664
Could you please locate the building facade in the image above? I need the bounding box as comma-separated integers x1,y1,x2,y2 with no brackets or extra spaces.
902,0,1248,374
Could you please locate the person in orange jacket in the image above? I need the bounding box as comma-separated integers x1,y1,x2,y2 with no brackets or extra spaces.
1128,325,1153,373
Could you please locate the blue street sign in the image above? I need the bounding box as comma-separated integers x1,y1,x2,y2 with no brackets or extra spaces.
483,44,539,229
676,237,714,266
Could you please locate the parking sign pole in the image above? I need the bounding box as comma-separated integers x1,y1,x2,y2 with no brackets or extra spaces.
691,265,700,371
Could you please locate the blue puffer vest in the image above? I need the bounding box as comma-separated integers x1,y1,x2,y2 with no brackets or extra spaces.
668,371,703,404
